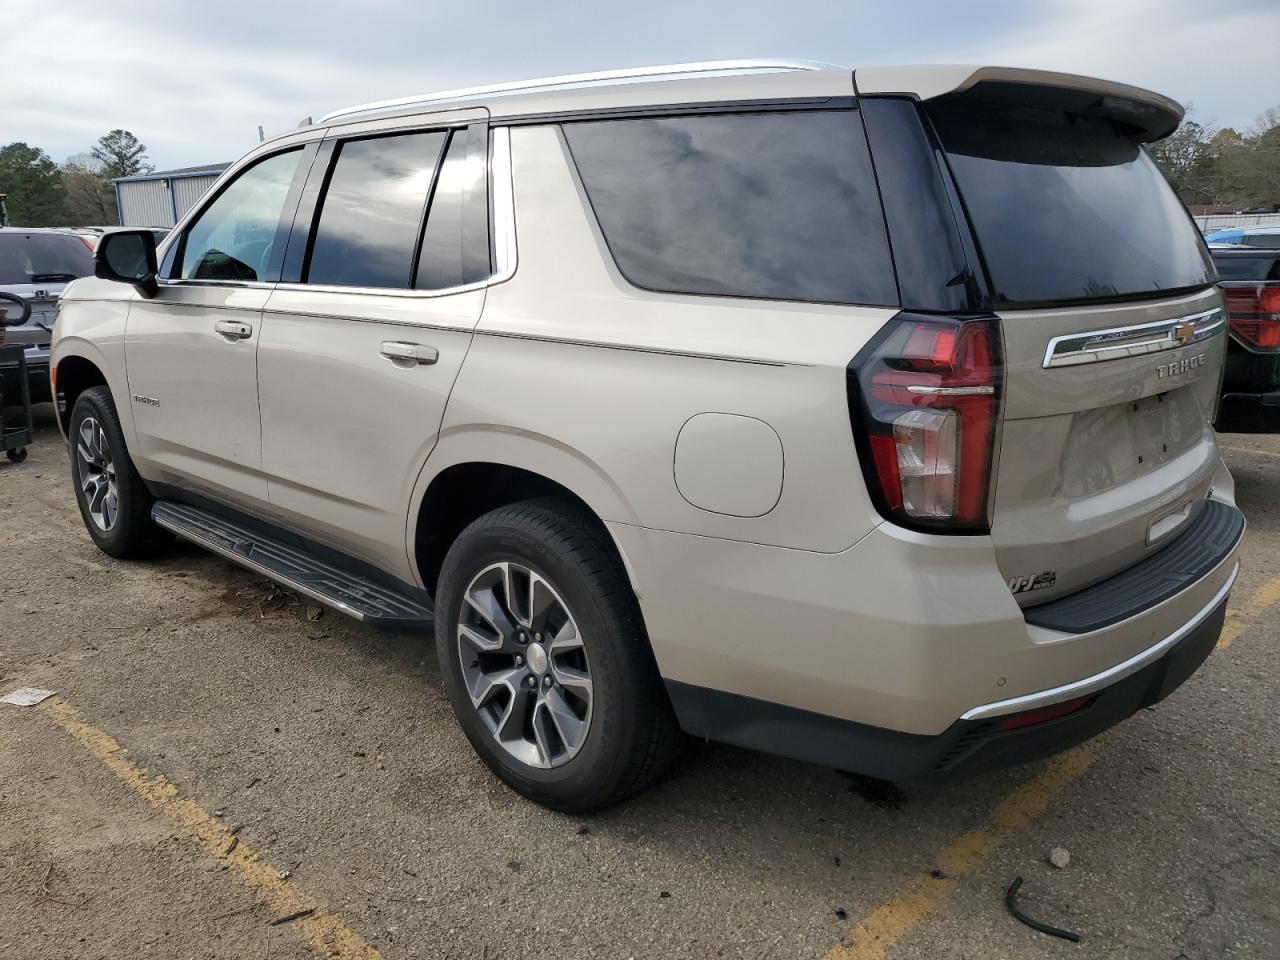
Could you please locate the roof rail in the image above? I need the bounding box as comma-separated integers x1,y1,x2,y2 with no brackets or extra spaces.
319,59,841,124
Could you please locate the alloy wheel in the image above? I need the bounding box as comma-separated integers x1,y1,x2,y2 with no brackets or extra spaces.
457,561,593,768
76,417,119,532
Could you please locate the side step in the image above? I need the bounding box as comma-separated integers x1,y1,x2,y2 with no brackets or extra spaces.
152,501,433,629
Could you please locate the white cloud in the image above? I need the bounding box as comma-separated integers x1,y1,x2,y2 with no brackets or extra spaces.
3,0,1277,169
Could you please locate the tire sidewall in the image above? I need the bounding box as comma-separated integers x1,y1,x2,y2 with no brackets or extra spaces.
435,516,635,798
69,388,144,556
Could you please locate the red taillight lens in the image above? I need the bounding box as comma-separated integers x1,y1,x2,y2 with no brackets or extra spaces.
1223,285,1280,351
848,314,1002,533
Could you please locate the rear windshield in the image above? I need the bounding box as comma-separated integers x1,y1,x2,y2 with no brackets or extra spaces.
0,232,94,285
926,94,1214,307
564,110,898,306
1213,253,1280,281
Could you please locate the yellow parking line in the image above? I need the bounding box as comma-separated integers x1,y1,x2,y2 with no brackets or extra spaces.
829,570,1280,959
39,698,382,960
825,744,1097,960
1218,573,1280,649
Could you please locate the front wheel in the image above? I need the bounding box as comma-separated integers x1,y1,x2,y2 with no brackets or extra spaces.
435,499,681,812
69,386,165,558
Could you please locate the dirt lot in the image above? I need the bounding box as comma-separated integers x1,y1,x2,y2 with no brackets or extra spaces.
2,404,1278,960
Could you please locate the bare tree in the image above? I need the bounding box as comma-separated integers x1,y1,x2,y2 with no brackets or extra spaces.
61,154,117,225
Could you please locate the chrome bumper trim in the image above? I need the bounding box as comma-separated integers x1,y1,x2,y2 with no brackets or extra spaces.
960,562,1238,721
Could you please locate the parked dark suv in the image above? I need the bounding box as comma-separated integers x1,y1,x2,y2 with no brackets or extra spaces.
1212,246,1280,432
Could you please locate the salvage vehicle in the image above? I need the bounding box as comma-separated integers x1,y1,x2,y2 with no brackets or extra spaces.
51,61,1244,810
1211,245,1280,432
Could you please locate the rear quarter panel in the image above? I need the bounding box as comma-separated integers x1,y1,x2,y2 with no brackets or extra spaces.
424,123,895,554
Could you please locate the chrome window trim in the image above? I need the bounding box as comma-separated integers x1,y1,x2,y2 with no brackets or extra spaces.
157,278,276,291
1041,307,1225,369
961,560,1239,721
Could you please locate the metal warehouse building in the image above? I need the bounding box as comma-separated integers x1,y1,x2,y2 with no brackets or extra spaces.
113,163,230,227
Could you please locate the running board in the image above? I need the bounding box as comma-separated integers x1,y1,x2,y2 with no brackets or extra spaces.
152,501,433,628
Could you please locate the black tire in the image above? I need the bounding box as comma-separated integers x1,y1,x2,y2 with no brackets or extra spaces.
435,498,681,812
6,447,27,463
69,386,165,558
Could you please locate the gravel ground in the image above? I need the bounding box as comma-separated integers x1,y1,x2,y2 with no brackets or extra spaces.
2,404,1277,960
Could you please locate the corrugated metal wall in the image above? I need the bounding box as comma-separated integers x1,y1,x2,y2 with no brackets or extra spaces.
118,175,220,227
118,179,174,227
172,176,219,221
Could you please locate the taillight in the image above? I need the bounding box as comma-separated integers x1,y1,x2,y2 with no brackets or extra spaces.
848,313,1002,533
1223,285,1280,351
78,235,95,252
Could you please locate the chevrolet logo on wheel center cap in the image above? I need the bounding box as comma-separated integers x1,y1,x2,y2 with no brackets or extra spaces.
526,642,549,675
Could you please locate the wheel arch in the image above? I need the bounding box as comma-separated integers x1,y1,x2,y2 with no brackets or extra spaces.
54,348,112,438
409,432,643,601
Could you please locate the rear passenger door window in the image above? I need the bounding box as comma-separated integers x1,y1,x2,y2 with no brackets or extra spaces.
300,126,492,291
563,110,897,306
306,131,447,288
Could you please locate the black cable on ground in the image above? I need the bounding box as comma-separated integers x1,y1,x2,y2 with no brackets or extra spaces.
1005,876,1082,943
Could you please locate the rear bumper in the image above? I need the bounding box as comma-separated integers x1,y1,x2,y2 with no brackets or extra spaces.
614,487,1243,779
1216,390,1280,433
666,565,1233,782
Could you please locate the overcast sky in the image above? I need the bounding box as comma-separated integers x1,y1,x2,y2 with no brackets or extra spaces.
6,0,1278,170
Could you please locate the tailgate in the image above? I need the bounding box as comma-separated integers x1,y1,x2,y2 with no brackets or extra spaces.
994,288,1227,603
917,77,1225,606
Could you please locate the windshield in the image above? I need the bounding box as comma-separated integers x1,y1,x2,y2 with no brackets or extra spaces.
0,233,94,285
927,95,1215,307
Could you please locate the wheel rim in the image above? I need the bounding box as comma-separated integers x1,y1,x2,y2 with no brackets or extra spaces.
457,561,593,769
76,417,118,532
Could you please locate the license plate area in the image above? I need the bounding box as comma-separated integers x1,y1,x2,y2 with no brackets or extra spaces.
1061,387,1202,497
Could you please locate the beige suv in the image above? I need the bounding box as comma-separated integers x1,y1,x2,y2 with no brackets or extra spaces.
52,61,1244,810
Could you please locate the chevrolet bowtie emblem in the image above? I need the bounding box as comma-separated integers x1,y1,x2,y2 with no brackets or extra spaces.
1173,322,1196,346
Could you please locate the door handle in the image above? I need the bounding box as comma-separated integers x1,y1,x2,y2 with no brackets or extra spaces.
380,341,439,366
214,320,253,341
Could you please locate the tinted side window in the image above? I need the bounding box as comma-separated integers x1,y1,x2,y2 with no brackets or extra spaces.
307,131,446,288
415,127,489,290
1213,254,1280,281
563,111,897,306
180,150,301,281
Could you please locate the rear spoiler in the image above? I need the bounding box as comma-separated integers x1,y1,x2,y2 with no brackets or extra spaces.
854,65,1183,142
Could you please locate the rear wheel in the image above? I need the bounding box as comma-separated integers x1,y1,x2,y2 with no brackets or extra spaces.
435,498,681,811
69,386,164,558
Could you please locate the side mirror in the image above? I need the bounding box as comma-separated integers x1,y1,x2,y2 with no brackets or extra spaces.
95,230,159,298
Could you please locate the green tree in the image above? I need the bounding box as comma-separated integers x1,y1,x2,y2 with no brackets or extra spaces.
0,142,67,226
1149,110,1217,203
90,129,153,179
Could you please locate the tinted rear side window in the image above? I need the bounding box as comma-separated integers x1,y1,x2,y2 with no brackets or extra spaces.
308,131,447,288
926,87,1214,306
563,111,897,306
415,126,489,290
0,233,93,284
